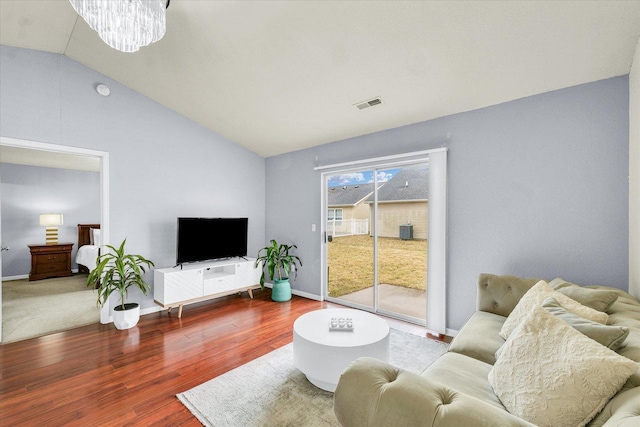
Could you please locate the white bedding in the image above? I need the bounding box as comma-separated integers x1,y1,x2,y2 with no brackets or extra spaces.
76,244,100,271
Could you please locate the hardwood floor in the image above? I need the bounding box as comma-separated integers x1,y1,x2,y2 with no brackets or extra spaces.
0,289,435,426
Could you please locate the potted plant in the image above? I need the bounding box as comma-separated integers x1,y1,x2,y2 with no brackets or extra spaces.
87,238,154,330
255,239,302,302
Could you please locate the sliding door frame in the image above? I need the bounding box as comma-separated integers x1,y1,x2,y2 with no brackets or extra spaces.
317,148,447,334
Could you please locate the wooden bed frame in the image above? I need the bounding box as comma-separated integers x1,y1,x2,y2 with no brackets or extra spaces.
77,223,100,274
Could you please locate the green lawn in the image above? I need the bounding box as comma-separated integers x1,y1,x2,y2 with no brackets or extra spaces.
327,235,427,298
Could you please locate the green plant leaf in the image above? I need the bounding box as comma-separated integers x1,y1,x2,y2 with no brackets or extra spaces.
254,239,302,289
86,238,154,309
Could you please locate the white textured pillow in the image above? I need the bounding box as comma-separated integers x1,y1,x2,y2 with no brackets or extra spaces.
499,280,608,339
489,306,638,427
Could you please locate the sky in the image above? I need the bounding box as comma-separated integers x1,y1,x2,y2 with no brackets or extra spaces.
327,168,399,187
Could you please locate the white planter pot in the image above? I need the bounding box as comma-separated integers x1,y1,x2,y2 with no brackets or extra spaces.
113,303,140,330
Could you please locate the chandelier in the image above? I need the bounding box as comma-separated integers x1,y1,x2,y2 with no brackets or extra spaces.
69,0,170,53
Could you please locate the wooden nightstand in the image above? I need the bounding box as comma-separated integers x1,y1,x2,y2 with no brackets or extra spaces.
28,243,74,281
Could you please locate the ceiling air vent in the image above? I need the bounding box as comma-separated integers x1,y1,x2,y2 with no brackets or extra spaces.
354,97,383,110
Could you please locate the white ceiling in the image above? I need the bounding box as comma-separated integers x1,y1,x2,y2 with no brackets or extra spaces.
1,1,640,158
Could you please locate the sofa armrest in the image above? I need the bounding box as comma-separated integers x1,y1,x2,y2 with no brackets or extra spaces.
334,357,535,427
476,274,540,317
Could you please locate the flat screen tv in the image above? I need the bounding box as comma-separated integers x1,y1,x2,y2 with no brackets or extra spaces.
176,217,248,265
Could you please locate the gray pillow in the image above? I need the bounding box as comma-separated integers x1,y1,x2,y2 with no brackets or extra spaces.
495,297,629,361
549,278,619,312
541,297,629,350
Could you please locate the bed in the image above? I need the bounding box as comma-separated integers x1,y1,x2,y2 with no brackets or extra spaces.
76,223,101,274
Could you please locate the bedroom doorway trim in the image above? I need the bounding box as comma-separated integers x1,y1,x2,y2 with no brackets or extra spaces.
0,136,111,338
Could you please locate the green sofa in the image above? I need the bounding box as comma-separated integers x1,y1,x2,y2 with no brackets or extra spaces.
333,274,640,426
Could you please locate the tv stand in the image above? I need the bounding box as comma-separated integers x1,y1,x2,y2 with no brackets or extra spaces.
154,257,261,318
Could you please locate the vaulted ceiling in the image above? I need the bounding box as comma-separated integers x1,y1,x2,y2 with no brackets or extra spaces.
1,1,640,157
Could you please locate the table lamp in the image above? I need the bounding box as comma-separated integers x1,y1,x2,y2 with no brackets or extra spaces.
39,214,63,244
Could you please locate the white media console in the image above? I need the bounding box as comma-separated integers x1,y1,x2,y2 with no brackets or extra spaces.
154,257,261,318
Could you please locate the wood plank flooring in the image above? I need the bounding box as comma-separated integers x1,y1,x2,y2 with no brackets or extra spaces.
0,289,432,426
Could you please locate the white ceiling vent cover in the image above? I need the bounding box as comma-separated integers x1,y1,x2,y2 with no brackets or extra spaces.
354,97,383,110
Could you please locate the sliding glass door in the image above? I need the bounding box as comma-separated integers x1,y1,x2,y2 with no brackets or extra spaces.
323,160,432,324
375,164,428,321
325,169,375,310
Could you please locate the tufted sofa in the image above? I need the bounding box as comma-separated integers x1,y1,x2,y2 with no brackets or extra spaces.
333,274,640,427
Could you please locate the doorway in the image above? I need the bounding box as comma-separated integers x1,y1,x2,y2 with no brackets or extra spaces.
0,137,110,342
324,162,429,322
320,149,447,333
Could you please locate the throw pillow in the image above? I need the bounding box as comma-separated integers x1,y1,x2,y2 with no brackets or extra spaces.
495,296,629,360
489,306,638,427
549,278,619,312
499,280,608,340
90,228,102,247
541,297,628,350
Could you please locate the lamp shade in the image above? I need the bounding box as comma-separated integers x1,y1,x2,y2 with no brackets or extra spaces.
39,214,63,227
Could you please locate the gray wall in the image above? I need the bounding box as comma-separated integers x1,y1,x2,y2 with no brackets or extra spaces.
0,163,100,277
1,45,629,331
266,76,629,331
0,46,266,311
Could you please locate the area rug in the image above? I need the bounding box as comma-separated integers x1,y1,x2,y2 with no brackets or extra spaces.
177,328,448,427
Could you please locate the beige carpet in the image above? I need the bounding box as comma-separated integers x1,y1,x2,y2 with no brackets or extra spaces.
177,328,448,426
2,275,100,343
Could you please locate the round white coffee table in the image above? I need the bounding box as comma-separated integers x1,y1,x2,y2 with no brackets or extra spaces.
293,308,390,392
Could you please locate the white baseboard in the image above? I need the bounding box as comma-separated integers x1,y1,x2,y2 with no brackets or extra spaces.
2,268,90,282
141,305,162,316
292,288,323,301
102,304,163,325
2,274,29,281
262,282,324,302
3,272,84,281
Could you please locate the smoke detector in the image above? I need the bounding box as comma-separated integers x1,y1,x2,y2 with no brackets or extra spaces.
96,84,110,97
354,97,383,110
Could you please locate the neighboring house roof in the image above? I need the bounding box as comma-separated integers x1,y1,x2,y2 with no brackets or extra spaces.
328,183,375,207
367,164,429,202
